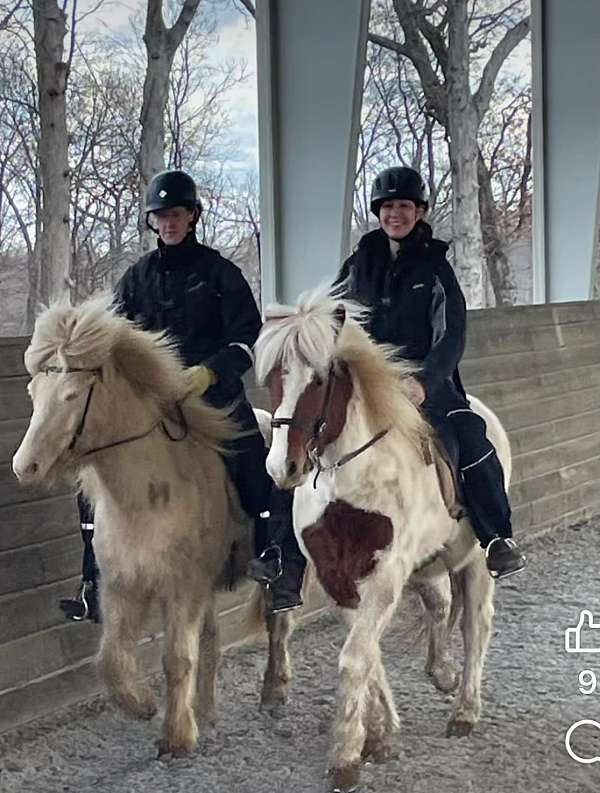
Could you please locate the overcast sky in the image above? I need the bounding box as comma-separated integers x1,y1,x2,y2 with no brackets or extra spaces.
77,0,259,179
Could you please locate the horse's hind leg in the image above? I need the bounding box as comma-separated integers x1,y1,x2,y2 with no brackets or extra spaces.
261,610,295,712
196,594,219,727
447,557,494,737
158,595,204,757
97,581,157,720
412,563,459,693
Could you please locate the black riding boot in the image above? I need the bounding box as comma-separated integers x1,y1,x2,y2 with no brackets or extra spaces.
60,496,101,622
461,450,526,580
247,488,307,614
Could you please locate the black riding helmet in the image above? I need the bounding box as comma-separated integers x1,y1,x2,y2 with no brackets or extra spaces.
145,169,203,232
370,166,428,217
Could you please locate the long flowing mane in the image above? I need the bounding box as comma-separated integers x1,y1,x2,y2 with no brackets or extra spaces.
25,297,238,451
255,286,430,447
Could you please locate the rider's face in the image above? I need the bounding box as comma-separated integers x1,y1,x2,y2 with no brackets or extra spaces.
379,199,424,240
151,206,196,245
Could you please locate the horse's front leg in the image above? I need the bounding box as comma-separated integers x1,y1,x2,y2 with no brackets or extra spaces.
328,570,400,793
361,653,400,764
195,594,219,727
261,610,295,712
158,595,205,757
97,580,157,720
447,556,494,737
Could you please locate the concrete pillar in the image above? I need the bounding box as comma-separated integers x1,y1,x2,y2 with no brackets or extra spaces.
541,0,600,301
256,0,371,306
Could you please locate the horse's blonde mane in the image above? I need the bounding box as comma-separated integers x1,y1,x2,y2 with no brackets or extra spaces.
256,286,430,446
26,297,238,451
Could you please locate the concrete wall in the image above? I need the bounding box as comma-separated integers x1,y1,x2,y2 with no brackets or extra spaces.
2,301,600,732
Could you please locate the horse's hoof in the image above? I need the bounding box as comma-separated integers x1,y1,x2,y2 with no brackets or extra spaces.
446,718,474,738
156,736,196,759
260,689,287,718
431,663,459,693
327,762,361,792
361,739,398,764
115,692,157,720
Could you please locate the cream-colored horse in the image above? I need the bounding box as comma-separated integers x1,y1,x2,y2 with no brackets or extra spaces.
11,298,284,757
255,289,509,793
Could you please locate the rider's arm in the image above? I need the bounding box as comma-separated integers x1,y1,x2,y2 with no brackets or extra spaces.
113,265,138,321
418,259,466,399
204,261,262,383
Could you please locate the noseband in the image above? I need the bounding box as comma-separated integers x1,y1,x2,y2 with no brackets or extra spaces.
42,365,188,456
270,361,389,486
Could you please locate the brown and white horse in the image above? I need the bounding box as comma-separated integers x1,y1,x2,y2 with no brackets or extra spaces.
254,289,508,793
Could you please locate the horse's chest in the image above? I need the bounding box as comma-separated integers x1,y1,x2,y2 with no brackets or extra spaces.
301,500,393,609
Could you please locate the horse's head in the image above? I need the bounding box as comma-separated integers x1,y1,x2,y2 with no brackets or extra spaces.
12,298,185,487
255,291,354,489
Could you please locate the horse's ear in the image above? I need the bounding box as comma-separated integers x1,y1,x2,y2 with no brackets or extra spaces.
333,304,346,338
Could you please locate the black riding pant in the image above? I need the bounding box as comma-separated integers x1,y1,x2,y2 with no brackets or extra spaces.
424,387,512,547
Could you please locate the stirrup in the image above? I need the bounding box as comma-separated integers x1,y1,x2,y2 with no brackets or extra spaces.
246,545,283,586
485,537,526,580
59,580,90,621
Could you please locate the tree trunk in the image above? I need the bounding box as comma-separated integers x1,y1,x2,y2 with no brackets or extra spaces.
32,0,71,305
446,0,486,308
477,152,518,305
138,0,201,251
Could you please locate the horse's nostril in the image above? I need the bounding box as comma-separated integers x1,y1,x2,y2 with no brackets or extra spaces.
287,460,297,478
27,462,39,476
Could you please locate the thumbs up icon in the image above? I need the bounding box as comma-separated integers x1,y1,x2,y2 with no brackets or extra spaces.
565,610,600,654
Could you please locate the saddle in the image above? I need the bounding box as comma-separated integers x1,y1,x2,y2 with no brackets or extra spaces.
422,437,466,521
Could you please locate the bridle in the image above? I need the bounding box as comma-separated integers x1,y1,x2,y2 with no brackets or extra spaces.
270,360,389,486
41,365,188,457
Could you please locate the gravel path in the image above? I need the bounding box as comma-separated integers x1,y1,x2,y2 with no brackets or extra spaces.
2,522,600,793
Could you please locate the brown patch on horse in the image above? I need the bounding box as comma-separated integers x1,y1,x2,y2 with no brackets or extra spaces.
266,366,283,412
301,500,393,609
148,480,170,508
286,362,353,463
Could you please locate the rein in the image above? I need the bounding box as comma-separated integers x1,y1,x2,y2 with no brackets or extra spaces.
42,366,189,457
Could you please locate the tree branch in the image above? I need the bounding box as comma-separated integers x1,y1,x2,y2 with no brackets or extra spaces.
474,15,530,121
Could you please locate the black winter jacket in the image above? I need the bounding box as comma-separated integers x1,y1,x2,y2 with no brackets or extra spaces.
114,233,261,405
335,222,467,401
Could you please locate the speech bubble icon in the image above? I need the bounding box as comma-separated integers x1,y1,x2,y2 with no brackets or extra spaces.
565,719,600,764
565,610,600,654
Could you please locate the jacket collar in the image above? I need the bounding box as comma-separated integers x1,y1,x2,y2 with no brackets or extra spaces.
157,231,199,270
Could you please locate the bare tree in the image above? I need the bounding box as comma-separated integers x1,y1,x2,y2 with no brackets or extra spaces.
369,0,530,306
33,0,75,303
138,0,201,249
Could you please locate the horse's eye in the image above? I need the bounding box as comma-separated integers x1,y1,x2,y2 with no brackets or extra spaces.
314,375,323,387
63,391,78,402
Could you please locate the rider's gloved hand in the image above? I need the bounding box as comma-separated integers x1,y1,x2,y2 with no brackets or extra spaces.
185,364,217,398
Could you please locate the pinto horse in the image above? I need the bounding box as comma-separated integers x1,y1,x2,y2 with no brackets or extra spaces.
11,298,288,757
254,289,508,793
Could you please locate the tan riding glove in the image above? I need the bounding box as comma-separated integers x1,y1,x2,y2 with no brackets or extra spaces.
185,364,217,398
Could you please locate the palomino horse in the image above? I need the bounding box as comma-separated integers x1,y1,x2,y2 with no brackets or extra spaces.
11,298,286,757
254,289,509,793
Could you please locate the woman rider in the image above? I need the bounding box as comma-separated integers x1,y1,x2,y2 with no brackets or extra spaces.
60,169,302,620
247,166,526,600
